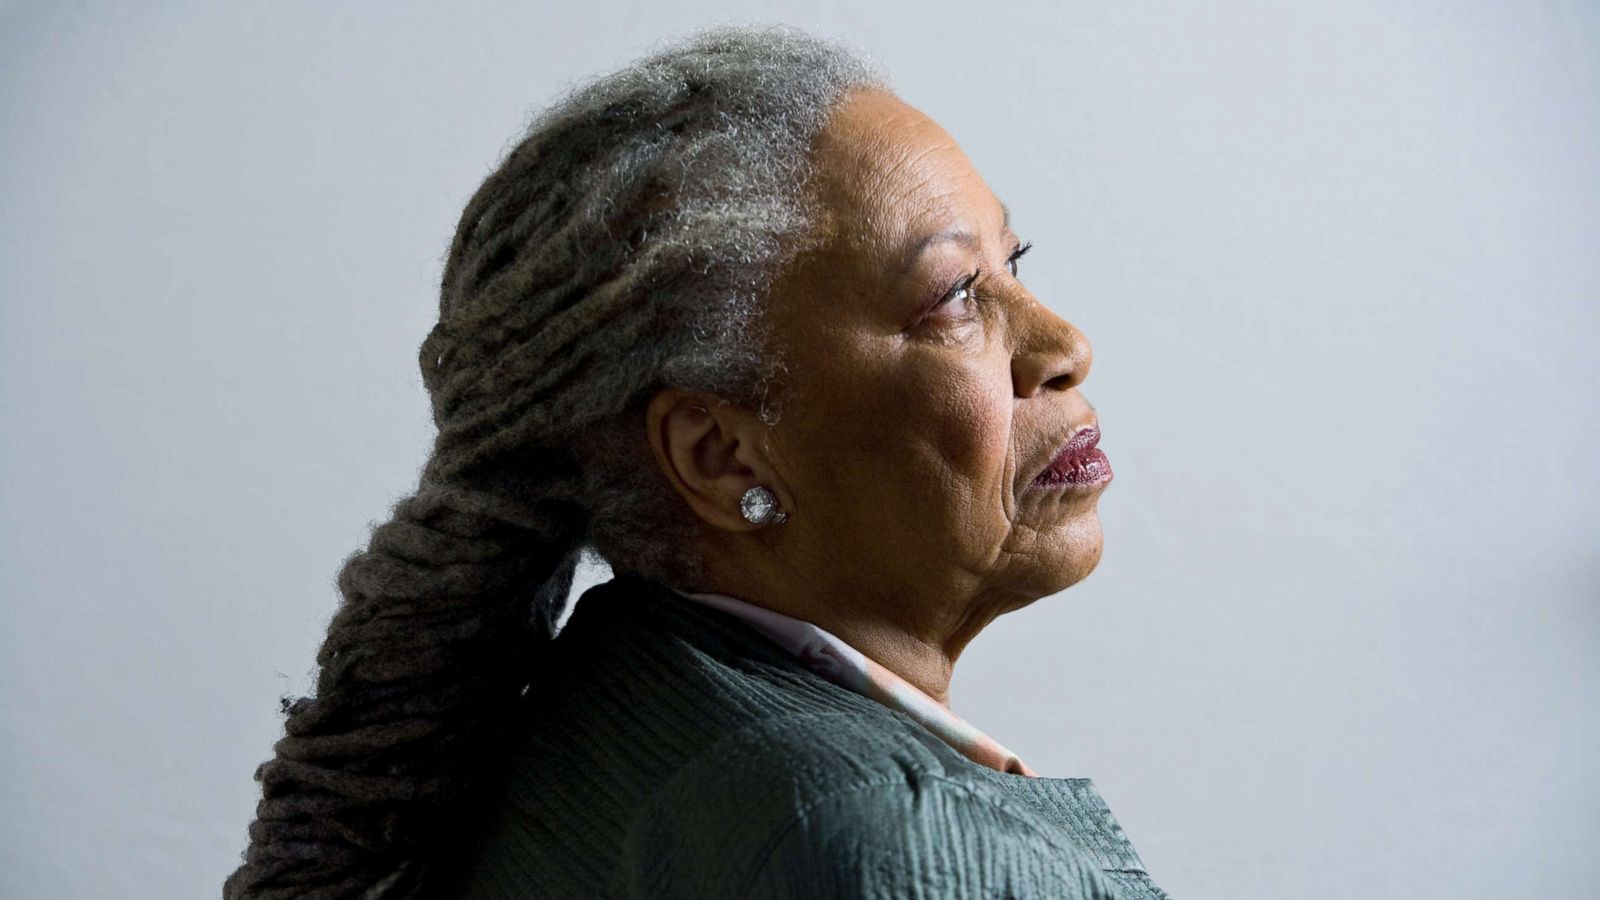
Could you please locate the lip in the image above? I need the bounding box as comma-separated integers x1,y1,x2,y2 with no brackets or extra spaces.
1031,424,1113,490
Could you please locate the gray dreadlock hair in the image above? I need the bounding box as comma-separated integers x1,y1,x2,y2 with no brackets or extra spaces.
222,24,888,900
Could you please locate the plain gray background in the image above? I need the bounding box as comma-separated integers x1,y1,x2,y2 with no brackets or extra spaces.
2,2,1595,898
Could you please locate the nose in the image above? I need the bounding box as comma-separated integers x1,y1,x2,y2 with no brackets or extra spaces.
1012,299,1092,398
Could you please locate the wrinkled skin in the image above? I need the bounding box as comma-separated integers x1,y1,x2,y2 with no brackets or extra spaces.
647,87,1107,706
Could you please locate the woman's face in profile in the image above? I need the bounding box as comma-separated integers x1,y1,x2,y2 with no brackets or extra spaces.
762,87,1109,616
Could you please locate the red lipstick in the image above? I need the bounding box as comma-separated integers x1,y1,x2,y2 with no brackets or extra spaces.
1032,425,1113,490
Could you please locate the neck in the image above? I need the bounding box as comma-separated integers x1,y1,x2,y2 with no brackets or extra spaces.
812,612,960,707
697,559,1007,709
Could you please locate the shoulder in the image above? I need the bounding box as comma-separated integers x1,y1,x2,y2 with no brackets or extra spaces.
622,708,950,852
741,774,1119,900
618,710,1118,900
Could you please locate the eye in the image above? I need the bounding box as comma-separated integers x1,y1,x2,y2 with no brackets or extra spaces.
1006,240,1033,278
936,268,981,317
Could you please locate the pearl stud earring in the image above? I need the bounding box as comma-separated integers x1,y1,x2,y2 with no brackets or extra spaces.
739,485,787,526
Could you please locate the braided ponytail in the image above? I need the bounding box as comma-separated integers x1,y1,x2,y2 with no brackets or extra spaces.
224,25,885,899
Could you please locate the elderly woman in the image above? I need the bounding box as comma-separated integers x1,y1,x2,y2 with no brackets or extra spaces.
225,25,1167,900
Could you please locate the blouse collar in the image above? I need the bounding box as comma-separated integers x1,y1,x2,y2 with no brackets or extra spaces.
668,587,1039,778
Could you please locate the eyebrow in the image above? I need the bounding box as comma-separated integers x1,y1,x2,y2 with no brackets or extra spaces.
896,199,1013,275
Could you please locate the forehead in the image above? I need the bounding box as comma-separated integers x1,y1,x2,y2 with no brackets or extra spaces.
809,88,1000,253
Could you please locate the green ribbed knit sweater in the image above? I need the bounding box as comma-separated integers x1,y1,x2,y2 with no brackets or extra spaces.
431,572,1171,899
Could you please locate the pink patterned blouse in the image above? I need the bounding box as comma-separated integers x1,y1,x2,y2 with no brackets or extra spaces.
668,587,1040,778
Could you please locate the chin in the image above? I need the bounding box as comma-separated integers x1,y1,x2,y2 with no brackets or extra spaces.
1003,512,1105,609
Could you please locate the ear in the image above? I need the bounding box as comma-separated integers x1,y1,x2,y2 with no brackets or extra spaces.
645,387,786,533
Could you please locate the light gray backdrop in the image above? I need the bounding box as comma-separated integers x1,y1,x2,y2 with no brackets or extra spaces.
2,2,1595,898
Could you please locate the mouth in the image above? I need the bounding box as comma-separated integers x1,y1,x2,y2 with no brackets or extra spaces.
1031,424,1113,490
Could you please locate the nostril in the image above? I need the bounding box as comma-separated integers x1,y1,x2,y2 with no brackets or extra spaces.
1042,370,1077,392
1013,354,1081,398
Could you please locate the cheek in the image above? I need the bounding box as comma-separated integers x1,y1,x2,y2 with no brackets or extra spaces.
878,356,1012,496
777,325,1013,517
923,374,1010,487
